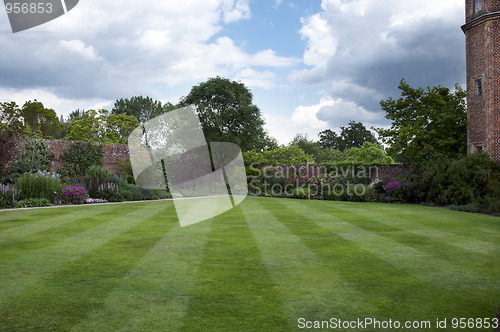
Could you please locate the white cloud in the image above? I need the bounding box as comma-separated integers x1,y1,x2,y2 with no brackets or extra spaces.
221,0,251,23
263,98,332,144
0,87,111,118
299,13,337,67
292,0,465,130
58,40,103,61
0,0,298,103
234,68,277,90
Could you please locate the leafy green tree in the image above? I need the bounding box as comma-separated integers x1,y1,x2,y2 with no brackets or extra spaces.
0,101,23,130
243,145,315,165
66,109,101,142
343,142,394,164
318,129,339,149
112,96,175,123
21,100,64,139
319,121,378,151
376,79,467,164
68,109,89,122
66,109,139,144
180,77,268,151
290,134,319,158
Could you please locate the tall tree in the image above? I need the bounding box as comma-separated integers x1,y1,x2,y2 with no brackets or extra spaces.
318,121,378,151
179,77,269,151
21,100,64,139
66,109,139,144
68,109,89,122
376,79,467,164
112,96,174,123
318,129,339,149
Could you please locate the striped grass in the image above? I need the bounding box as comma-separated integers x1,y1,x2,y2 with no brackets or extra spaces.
0,197,499,331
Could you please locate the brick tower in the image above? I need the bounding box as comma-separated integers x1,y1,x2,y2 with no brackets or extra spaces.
462,0,500,161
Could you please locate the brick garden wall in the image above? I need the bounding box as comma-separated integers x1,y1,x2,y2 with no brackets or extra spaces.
3,138,410,182
2,138,129,175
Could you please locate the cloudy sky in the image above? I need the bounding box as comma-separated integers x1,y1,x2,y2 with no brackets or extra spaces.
0,0,466,144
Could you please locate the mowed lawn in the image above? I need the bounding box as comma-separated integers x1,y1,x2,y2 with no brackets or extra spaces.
0,197,499,331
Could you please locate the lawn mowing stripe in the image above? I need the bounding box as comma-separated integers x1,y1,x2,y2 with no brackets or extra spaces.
261,198,498,320
0,208,73,231
283,200,498,293
241,198,380,323
320,202,500,256
0,204,121,243
299,202,500,278
353,203,499,241
0,202,170,310
70,219,212,331
0,204,139,263
0,202,175,331
179,204,291,331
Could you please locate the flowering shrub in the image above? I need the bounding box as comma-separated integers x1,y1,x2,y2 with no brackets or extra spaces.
0,183,19,208
284,173,342,196
95,182,120,201
84,198,108,204
56,186,89,205
17,170,62,201
381,180,406,202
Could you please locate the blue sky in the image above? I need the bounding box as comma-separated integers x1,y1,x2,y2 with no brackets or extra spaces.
0,0,466,144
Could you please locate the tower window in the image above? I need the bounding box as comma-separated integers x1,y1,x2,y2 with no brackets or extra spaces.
476,145,483,153
474,0,482,12
476,79,483,97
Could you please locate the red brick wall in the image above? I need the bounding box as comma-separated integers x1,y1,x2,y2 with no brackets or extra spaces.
2,138,130,175
463,0,500,161
3,139,410,182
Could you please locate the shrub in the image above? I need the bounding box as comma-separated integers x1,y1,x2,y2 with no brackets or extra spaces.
60,142,103,179
56,186,89,205
16,170,62,201
118,159,135,184
448,204,480,214
4,138,50,183
369,178,386,195
0,183,19,208
341,184,378,202
95,182,121,202
382,180,406,202
15,198,52,208
85,165,112,183
398,152,500,214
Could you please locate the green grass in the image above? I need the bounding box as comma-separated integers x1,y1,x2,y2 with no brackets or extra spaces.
0,197,499,331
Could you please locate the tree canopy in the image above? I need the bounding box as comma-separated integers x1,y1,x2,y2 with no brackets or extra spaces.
179,77,270,151
66,109,139,144
21,100,64,139
376,79,467,164
112,96,175,124
318,121,378,151
0,100,64,139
